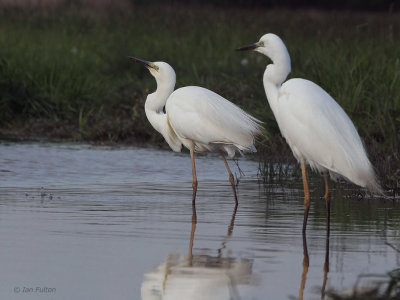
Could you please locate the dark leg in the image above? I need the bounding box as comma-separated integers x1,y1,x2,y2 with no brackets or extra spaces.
220,151,238,205
190,149,198,205
301,161,310,234
321,225,330,299
227,203,238,237
188,201,197,259
299,232,309,300
218,203,238,257
321,172,330,299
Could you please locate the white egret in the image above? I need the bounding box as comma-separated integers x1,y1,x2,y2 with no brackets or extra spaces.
128,57,262,204
236,33,382,232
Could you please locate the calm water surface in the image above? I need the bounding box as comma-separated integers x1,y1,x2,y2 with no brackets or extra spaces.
0,142,398,300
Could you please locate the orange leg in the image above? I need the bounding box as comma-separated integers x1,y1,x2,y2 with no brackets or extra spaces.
190,149,198,204
301,161,310,234
220,151,238,205
324,172,330,203
324,171,331,230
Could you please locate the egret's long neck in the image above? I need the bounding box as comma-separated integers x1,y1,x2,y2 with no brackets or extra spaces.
262,47,291,116
145,78,175,134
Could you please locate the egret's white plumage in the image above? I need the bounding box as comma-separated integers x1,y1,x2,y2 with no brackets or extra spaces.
278,78,380,192
166,86,261,158
238,33,381,193
128,57,262,203
237,33,382,232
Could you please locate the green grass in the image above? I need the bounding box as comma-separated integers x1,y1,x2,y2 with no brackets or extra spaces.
0,4,399,190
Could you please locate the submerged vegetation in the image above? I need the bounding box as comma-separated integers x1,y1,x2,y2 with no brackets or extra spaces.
0,2,399,190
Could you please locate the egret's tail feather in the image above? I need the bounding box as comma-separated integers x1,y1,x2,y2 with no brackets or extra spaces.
356,164,384,195
366,176,384,196
323,163,383,195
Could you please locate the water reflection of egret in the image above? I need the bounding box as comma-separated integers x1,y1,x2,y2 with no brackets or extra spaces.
237,33,382,232
141,205,254,299
128,57,262,204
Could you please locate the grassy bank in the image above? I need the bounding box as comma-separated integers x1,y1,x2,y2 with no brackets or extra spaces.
0,4,399,190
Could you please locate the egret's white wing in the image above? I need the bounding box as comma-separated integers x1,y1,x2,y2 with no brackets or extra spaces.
277,78,378,190
166,86,262,152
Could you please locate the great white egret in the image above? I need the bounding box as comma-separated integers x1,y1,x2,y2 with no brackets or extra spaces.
128,57,262,204
236,33,382,232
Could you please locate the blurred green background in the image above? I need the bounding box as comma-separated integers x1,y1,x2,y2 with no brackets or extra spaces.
0,0,399,190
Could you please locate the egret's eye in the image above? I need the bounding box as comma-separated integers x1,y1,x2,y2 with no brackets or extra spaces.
258,41,265,47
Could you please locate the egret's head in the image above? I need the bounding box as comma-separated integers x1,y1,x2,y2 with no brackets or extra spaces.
236,33,287,61
128,57,176,84
236,33,291,84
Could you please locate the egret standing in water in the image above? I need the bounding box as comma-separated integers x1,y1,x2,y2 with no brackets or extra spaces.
236,34,382,232
128,57,262,205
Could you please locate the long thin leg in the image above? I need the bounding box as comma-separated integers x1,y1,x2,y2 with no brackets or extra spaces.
301,161,310,235
323,172,330,201
218,203,238,257
188,201,197,260
227,203,238,237
190,149,198,204
298,232,309,300
321,223,330,299
220,151,238,205
322,172,330,299
324,171,331,232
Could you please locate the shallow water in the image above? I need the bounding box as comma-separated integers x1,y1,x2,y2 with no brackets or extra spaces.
0,142,399,299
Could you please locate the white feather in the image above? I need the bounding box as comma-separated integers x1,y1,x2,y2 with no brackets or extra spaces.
130,58,262,200
247,33,382,193
134,60,262,159
166,86,262,158
277,78,380,191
